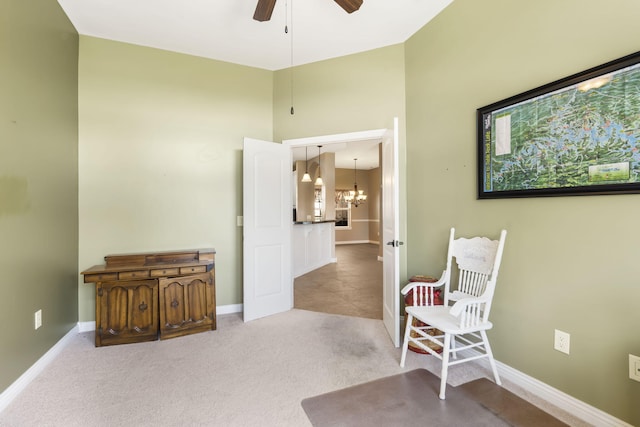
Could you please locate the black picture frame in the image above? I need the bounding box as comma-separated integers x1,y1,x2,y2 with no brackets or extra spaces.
477,51,640,199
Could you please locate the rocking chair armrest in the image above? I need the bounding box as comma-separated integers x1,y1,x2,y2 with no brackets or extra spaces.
449,290,474,301
401,270,447,295
450,296,487,317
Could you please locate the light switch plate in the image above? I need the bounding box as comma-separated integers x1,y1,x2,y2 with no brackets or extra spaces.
554,329,570,354
34,309,42,330
630,354,640,382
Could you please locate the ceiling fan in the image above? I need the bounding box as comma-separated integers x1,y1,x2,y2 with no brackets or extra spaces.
253,0,363,22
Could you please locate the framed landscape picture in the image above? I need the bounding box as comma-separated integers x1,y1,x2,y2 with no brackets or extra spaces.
477,51,640,199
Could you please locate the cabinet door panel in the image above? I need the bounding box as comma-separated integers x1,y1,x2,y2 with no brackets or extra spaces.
129,283,157,333
160,280,187,329
159,272,216,339
97,280,158,346
187,277,208,323
103,285,128,336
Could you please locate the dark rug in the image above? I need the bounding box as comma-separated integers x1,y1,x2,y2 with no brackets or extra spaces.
301,369,568,427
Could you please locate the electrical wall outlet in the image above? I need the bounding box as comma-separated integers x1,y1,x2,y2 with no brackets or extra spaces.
630,354,640,382
554,329,570,354
34,309,42,330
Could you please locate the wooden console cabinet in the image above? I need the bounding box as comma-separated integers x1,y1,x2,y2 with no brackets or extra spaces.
82,248,216,347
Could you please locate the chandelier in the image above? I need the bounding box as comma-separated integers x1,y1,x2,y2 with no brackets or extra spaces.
344,158,367,207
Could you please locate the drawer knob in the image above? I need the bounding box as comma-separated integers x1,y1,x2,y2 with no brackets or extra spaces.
139,302,148,311
171,300,179,308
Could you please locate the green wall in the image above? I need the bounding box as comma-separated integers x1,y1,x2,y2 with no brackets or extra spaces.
0,0,79,392
273,45,406,141
404,0,640,424
78,37,273,321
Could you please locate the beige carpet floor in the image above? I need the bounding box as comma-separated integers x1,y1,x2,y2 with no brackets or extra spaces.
0,309,589,427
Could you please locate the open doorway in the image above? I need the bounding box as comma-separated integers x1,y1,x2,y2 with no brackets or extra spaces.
245,120,399,344
287,136,383,320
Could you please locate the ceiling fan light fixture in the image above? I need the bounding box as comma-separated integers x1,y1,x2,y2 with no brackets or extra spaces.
255,0,363,22
334,0,363,14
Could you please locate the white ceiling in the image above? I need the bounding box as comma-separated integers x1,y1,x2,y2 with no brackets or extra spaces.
292,138,382,170
56,0,453,168
57,0,452,71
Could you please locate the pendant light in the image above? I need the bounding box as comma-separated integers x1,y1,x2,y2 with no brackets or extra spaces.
301,146,311,182
315,145,323,186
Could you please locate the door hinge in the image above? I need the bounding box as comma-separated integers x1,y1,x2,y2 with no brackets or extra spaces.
386,240,404,247
97,288,103,297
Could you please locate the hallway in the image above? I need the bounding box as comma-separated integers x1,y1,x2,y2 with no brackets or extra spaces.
294,243,382,319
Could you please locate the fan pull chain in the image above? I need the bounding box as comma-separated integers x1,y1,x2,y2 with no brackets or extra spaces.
288,0,294,114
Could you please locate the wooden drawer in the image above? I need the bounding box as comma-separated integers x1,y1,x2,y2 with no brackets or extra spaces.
118,270,150,280
179,265,207,274
84,273,118,283
150,268,180,277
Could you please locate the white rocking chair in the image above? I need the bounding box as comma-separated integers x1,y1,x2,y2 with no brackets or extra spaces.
400,227,507,399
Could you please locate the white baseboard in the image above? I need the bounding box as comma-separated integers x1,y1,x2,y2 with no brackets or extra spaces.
0,325,78,414
217,303,243,315
78,321,95,333
336,240,378,245
495,360,632,427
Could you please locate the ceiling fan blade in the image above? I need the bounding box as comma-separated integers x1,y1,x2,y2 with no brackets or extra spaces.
334,0,363,14
253,0,277,22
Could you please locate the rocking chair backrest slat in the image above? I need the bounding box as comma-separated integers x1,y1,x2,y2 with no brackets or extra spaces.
458,269,489,297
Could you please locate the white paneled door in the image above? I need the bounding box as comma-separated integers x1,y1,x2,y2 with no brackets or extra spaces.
242,138,292,322
382,117,401,347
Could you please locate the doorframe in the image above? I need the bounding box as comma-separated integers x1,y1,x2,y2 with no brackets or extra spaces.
283,128,388,148
283,126,401,345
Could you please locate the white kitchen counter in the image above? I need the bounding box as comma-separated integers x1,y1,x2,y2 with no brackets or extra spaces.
292,221,336,278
